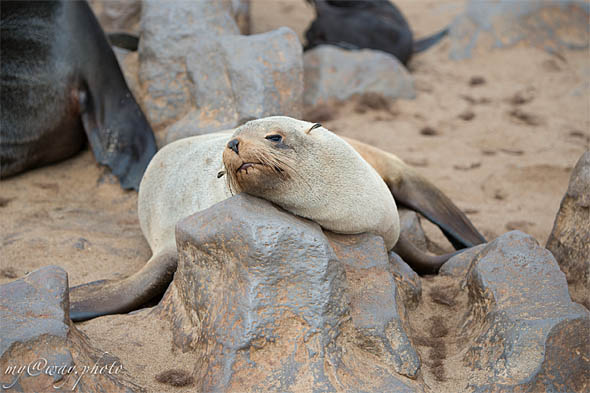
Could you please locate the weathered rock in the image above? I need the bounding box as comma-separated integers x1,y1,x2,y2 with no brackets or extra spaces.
439,243,486,278
546,151,590,310
449,0,590,60
89,0,141,34
160,194,422,392
399,208,429,252
0,266,141,392
164,27,303,144
231,0,250,35
303,45,415,110
389,251,422,311
462,231,590,391
113,48,141,105
138,0,240,132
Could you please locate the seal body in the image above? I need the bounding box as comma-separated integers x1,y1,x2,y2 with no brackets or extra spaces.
70,116,485,321
138,131,233,255
139,117,399,254
0,1,156,190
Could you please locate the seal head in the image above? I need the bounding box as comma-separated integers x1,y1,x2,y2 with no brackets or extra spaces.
222,116,400,249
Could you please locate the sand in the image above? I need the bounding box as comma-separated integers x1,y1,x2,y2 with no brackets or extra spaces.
0,1,588,392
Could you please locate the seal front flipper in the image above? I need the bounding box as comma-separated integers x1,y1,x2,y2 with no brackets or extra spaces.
80,86,157,190
70,249,177,321
73,1,156,190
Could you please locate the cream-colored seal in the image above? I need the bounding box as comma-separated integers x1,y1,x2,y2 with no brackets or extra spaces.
69,116,485,321
140,117,399,258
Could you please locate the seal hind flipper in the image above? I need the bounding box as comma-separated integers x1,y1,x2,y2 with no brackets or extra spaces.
70,249,177,321
413,27,449,53
344,137,486,249
387,167,486,249
393,232,463,275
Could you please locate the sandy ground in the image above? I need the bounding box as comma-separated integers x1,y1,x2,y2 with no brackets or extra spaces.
0,1,588,392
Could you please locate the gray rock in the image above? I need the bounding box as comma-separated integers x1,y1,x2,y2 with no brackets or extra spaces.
138,0,240,132
449,0,590,60
113,47,141,105
303,45,415,110
399,208,428,252
0,266,141,392
231,0,250,35
327,232,421,380
165,27,303,144
463,231,590,391
89,0,142,34
439,243,486,278
546,151,590,310
160,194,422,392
389,251,422,310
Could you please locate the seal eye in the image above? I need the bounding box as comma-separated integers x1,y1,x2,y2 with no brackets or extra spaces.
265,134,283,143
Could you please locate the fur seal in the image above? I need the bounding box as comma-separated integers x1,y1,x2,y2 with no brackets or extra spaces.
70,116,485,321
0,1,156,190
304,0,448,65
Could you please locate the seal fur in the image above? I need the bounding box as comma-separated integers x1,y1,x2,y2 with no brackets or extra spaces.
70,116,485,321
222,117,400,248
0,1,156,190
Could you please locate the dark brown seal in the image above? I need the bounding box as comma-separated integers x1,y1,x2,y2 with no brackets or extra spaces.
304,0,448,65
0,0,156,190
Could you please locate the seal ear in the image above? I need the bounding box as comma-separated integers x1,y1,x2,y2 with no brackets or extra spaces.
306,123,322,134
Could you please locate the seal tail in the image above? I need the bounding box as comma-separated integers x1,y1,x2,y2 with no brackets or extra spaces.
393,232,462,275
413,27,449,53
69,249,177,322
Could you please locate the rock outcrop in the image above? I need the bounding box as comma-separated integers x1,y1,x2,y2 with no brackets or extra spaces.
137,1,302,143
159,194,422,393
303,45,415,111
461,231,589,391
546,151,590,309
164,27,303,144
0,266,141,392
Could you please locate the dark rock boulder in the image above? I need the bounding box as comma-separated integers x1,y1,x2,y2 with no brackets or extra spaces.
462,231,589,391
546,151,590,310
0,266,141,392
159,194,422,392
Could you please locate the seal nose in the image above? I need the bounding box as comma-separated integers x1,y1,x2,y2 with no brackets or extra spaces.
227,139,239,154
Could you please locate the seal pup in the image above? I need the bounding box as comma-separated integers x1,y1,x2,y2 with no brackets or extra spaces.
0,1,156,190
304,0,448,65
70,117,485,321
